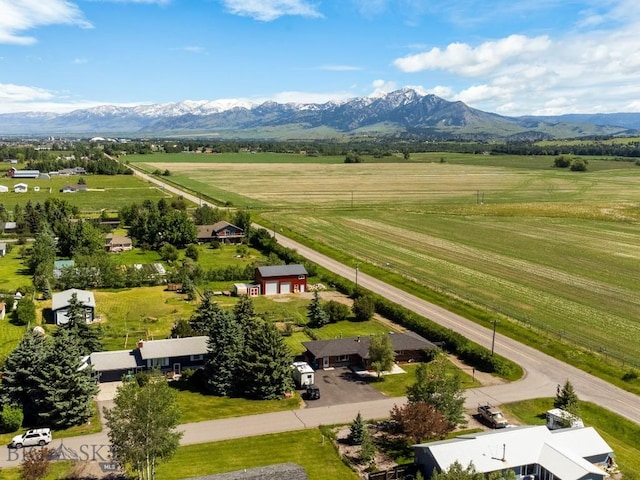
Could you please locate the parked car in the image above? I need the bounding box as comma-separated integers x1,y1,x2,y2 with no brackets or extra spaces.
9,428,52,448
477,403,508,428
305,385,320,400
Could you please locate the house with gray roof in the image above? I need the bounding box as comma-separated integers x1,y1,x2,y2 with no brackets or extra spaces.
303,331,436,370
88,336,209,382
196,221,245,245
414,425,615,480
51,288,96,325
254,264,308,295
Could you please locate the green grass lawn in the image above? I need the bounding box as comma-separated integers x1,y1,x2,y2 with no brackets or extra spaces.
155,429,359,480
0,461,73,480
502,398,640,479
0,247,31,292
172,388,301,423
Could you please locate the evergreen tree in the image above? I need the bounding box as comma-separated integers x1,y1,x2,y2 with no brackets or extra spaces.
54,292,103,355
554,380,580,414
37,329,98,428
349,412,366,445
0,331,49,425
307,290,329,327
359,427,376,464
238,319,293,399
104,374,182,480
233,294,256,335
406,355,465,429
205,307,243,396
432,461,484,480
368,333,395,378
189,291,222,335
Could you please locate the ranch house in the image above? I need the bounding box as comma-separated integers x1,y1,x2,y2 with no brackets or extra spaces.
196,221,245,244
254,264,308,295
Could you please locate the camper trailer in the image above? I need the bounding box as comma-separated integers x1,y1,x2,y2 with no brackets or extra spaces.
291,362,315,388
546,408,584,430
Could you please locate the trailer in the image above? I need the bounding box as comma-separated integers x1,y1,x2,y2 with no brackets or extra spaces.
546,408,584,430
477,403,508,428
291,362,315,388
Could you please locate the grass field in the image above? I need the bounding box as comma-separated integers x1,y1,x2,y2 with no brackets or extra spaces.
132,153,640,375
0,174,173,210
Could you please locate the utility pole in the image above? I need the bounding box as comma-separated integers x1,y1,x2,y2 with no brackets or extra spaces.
355,262,360,291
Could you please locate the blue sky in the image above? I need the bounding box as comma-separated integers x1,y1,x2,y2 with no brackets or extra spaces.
1,0,640,115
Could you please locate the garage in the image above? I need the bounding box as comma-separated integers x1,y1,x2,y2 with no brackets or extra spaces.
280,282,291,294
265,280,279,295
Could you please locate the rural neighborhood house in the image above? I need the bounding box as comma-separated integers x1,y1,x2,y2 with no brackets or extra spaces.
196,221,245,244
51,288,96,325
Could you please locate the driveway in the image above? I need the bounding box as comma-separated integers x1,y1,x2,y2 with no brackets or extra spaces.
302,367,386,408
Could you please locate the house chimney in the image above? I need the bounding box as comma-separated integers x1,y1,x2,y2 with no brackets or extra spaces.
137,339,144,349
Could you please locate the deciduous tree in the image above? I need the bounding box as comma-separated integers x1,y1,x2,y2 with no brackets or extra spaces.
352,295,375,322
390,402,448,443
368,333,395,378
104,376,182,480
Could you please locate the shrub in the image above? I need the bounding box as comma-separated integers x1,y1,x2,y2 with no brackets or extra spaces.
324,300,351,323
0,404,23,433
352,295,375,322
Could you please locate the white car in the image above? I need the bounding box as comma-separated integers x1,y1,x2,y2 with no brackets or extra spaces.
9,428,52,448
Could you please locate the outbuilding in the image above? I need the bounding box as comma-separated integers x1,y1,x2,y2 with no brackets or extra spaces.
291,362,315,387
13,183,28,193
51,288,96,325
254,264,308,295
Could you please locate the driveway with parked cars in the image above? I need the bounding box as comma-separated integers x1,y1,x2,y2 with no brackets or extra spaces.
301,367,386,408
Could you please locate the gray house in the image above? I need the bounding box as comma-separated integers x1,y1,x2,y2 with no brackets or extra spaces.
51,288,96,325
89,336,209,382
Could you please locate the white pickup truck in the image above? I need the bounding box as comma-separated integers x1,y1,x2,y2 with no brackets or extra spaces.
477,403,508,428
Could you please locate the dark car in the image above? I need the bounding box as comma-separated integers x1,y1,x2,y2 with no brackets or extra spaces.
305,385,320,400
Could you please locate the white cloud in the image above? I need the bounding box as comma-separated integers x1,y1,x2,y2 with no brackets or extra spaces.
220,0,323,21
0,0,92,45
72,58,88,64
369,79,397,97
0,83,55,103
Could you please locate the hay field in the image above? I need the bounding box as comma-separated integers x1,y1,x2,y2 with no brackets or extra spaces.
141,158,640,365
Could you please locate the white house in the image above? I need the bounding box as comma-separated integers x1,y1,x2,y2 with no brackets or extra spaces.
13,183,28,193
51,288,96,326
0,185,8,193
414,426,615,480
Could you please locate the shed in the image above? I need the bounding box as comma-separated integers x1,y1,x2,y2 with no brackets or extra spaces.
254,264,308,295
51,288,96,325
14,183,28,193
0,185,8,193
233,283,260,297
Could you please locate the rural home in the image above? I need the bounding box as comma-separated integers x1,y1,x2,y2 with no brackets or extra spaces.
105,233,133,253
0,185,8,193
13,183,28,193
88,336,208,382
51,288,96,326
303,331,436,370
196,221,245,244
414,426,615,480
1,221,17,232
0,242,6,256
254,264,308,295
6,168,40,178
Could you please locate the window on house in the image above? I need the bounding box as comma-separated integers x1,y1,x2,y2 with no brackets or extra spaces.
149,357,169,368
190,354,204,361
298,275,305,279
337,355,349,362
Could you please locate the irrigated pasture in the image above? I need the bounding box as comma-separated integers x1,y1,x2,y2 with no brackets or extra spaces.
138,155,640,366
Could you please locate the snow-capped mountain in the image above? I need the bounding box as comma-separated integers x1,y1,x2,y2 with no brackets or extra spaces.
0,89,637,139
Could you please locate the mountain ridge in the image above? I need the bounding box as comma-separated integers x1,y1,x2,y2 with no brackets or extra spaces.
1,89,638,139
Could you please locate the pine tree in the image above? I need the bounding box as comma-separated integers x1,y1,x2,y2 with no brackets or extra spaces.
349,412,366,445
37,329,98,428
205,307,243,396
189,290,221,335
54,292,103,355
554,380,580,414
0,331,50,425
307,290,329,327
238,319,293,399
233,294,256,335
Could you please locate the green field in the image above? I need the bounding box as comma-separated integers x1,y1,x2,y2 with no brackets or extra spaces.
133,153,640,372
0,174,172,210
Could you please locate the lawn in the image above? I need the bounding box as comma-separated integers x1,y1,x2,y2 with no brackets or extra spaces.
0,246,31,292
502,398,640,479
154,429,359,480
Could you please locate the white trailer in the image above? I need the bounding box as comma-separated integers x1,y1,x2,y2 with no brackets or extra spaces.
546,408,584,430
292,362,315,388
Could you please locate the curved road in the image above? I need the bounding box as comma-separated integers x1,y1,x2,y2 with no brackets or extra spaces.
130,165,640,424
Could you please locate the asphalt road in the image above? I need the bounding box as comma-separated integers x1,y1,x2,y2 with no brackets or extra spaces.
4,165,627,471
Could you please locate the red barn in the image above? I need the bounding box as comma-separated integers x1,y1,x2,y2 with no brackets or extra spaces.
254,264,308,295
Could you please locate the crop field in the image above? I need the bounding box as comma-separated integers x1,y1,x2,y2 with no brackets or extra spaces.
135,154,640,367
0,174,171,210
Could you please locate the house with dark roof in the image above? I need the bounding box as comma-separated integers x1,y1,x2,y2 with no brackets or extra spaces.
254,264,308,295
88,336,209,382
51,288,96,325
414,426,615,480
303,331,436,369
196,221,245,244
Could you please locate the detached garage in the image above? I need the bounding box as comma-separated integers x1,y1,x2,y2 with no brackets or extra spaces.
255,264,308,296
